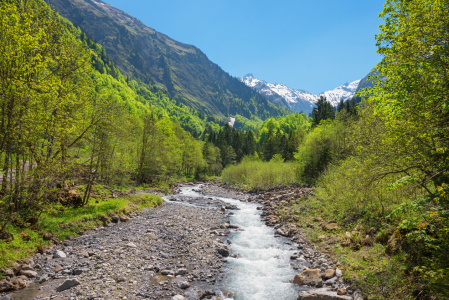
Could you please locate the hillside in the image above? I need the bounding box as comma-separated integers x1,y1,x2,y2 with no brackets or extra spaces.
45,0,288,121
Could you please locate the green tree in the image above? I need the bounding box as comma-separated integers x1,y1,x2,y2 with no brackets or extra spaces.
311,96,335,127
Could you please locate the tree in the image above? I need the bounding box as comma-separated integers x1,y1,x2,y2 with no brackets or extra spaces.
359,0,449,294
311,96,335,127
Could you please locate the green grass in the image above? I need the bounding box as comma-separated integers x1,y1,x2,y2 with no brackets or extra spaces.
0,194,162,269
221,159,297,190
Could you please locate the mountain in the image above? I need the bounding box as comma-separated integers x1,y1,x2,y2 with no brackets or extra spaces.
45,0,288,121
241,74,361,114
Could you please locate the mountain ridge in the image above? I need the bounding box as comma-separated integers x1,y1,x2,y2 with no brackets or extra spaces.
46,0,289,121
241,74,361,114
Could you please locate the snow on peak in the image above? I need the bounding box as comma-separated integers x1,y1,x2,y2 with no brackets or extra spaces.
240,74,361,110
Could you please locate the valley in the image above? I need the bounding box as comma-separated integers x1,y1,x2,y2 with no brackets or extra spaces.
0,0,448,299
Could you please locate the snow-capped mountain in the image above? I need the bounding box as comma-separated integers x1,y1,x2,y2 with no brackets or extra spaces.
241,74,361,114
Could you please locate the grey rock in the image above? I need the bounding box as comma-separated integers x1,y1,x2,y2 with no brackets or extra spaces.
297,288,352,300
176,268,188,275
21,270,37,278
72,269,84,275
56,278,80,292
161,270,175,276
324,277,337,285
217,248,229,257
53,250,67,258
177,280,190,289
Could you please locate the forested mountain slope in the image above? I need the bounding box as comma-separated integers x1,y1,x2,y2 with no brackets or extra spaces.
45,0,288,121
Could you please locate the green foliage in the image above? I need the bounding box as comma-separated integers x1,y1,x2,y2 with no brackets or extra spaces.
221,159,297,190
294,113,355,186
311,96,335,127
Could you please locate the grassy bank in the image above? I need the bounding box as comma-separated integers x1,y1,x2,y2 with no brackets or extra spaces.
0,193,163,270
221,159,297,190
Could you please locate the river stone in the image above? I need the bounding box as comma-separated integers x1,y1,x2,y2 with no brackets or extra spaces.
177,280,190,289
172,296,185,300
3,269,14,277
53,250,67,258
217,248,229,257
336,268,342,277
337,289,347,295
323,269,336,279
0,279,14,292
72,269,84,275
21,270,37,278
161,270,175,276
297,288,352,300
56,278,80,292
81,251,89,258
145,233,157,240
293,269,323,287
176,268,188,275
54,266,63,272
324,277,337,285
21,264,33,271
126,242,137,248
119,215,129,222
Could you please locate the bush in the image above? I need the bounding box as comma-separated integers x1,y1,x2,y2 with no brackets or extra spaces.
221,156,297,190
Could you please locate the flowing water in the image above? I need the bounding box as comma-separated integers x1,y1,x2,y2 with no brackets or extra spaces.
173,185,304,300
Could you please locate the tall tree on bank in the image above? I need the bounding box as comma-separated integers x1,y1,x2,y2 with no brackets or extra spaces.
311,96,335,127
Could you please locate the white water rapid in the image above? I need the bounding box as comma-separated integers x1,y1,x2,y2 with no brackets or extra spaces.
175,185,304,300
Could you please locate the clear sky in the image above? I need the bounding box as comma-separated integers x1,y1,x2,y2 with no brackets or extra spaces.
103,0,385,94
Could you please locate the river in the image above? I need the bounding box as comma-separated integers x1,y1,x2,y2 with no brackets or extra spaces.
173,185,304,300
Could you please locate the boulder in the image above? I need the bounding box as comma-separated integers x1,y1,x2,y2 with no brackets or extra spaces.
21,270,37,278
172,296,185,300
110,214,120,223
176,268,188,275
119,215,129,222
217,247,229,257
0,279,15,292
21,264,33,271
177,280,190,289
293,269,323,287
322,269,336,279
337,289,347,295
53,250,67,258
3,268,14,277
11,275,29,289
43,232,53,241
323,222,340,231
386,229,402,255
297,288,352,300
56,278,80,292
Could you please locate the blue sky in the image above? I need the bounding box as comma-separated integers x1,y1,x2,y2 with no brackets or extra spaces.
103,0,385,94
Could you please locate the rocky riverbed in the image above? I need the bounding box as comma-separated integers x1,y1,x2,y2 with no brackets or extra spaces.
1,183,361,300
1,193,239,300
